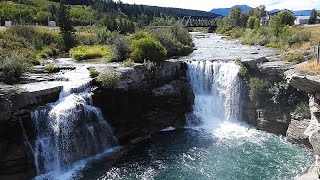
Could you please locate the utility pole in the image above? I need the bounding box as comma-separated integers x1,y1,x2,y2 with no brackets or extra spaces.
318,42,320,64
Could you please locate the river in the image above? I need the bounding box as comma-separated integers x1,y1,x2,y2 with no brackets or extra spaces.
37,33,313,180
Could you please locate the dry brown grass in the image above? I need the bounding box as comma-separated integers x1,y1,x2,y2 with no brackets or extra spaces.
297,60,320,74
300,42,312,51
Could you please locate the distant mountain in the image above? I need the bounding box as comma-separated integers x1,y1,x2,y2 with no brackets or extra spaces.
210,5,252,16
211,5,318,17
268,9,280,14
293,10,313,16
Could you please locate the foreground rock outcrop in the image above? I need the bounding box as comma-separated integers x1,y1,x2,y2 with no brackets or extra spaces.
91,60,194,144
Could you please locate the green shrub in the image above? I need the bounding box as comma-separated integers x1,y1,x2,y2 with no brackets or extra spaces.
0,54,29,84
229,28,245,39
239,65,248,77
234,58,248,77
45,64,60,73
234,57,241,63
122,59,134,67
150,27,193,57
36,46,58,60
247,17,256,29
97,71,121,87
150,28,177,57
131,31,151,40
170,24,193,46
88,67,99,77
283,52,305,64
76,33,98,46
111,35,131,62
294,101,311,119
249,77,271,107
131,37,167,63
70,45,112,61
288,31,311,46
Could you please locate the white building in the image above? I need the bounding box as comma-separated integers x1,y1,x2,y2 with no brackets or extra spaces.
294,16,320,25
261,9,294,26
48,21,56,27
4,21,12,27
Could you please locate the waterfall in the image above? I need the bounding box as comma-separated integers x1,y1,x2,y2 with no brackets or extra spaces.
31,66,117,176
186,60,242,128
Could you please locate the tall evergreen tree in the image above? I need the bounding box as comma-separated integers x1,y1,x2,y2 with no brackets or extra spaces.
58,0,75,51
309,9,318,24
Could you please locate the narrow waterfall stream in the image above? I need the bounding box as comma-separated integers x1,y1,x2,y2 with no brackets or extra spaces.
77,34,313,180
30,64,118,179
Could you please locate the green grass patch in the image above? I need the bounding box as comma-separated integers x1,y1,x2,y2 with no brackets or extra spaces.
282,52,306,64
122,59,134,67
88,67,99,77
70,45,112,61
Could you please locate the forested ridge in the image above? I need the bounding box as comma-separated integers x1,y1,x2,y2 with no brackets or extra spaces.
0,0,219,28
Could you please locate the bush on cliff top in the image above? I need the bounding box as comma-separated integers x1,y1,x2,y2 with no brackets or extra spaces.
131,37,167,63
0,54,29,84
97,71,121,87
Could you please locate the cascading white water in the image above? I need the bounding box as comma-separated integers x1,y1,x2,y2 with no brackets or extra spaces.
31,66,117,177
186,60,242,128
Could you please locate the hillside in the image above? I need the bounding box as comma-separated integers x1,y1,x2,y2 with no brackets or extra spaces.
211,4,318,17
0,0,219,27
210,5,251,16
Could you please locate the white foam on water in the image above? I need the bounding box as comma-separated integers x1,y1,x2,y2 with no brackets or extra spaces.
34,147,121,180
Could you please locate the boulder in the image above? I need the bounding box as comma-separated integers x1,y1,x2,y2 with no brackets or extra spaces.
286,69,320,94
258,61,294,76
241,57,268,70
286,119,312,147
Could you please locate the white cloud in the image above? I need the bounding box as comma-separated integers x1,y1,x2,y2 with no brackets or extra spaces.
120,0,320,11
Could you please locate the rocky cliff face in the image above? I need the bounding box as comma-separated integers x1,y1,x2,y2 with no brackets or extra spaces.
286,69,320,177
241,56,305,136
242,56,320,178
91,60,194,144
0,82,62,180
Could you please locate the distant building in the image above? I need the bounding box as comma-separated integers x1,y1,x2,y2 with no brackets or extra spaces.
4,21,12,27
261,9,294,26
294,16,320,25
48,21,56,27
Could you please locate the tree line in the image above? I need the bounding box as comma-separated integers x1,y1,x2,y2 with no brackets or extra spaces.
0,0,219,30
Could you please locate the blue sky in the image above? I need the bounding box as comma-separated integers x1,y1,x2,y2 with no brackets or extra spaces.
120,0,320,11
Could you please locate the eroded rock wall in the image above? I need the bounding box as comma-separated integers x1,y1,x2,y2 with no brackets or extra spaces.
92,60,194,144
